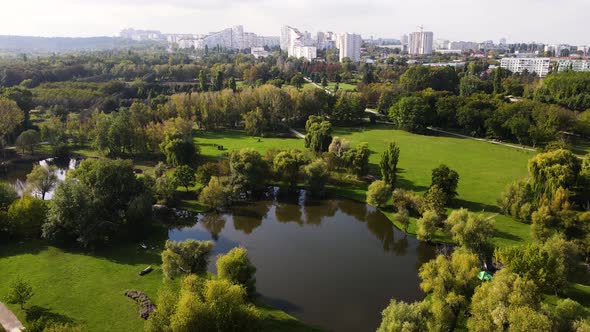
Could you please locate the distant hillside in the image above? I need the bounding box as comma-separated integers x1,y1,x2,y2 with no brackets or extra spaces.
0,35,164,53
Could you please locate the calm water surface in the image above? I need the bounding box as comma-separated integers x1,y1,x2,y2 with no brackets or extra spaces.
169,193,436,332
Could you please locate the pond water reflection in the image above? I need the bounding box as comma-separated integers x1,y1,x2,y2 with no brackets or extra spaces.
169,192,436,332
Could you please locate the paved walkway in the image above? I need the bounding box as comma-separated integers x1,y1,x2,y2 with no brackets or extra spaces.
0,302,25,332
426,127,537,152
287,127,305,139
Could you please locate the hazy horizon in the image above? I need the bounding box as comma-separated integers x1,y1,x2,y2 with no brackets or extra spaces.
1,0,588,45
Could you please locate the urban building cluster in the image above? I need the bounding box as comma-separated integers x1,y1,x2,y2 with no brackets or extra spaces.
280,25,362,62
120,26,279,50
121,26,590,77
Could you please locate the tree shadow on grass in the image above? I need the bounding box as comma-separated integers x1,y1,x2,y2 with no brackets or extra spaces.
0,240,49,259
492,229,523,243
25,305,75,330
450,198,500,214
395,173,429,193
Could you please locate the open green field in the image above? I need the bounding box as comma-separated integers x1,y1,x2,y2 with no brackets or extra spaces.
0,241,318,332
327,82,357,91
194,124,535,247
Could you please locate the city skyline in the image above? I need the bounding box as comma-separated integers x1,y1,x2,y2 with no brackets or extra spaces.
0,0,588,45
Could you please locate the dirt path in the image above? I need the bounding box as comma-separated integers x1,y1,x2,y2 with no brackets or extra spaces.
0,302,25,332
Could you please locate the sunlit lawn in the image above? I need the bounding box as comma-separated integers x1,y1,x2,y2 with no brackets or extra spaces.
194,124,535,247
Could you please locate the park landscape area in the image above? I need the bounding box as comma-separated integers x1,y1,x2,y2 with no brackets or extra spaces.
1,43,590,332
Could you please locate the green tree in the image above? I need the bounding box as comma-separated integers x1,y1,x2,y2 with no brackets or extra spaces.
199,70,209,92
419,248,480,331
7,196,47,238
243,107,267,137
416,210,439,242
214,70,224,91
468,270,545,331
155,173,176,205
196,162,219,186
44,159,146,247
0,97,24,160
303,159,329,197
161,137,198,166
0,182,18,210
304,117,332,153
343,142,370,177
25,164,58,200
229,149,269,195
15,129,40,154
6,277,33,309
424,185,447,217
430,164,459,202
216,247,257,297
199,176,230,209
290,73,304,89
273,150,307,190
446,208,495,253
389,96,432,133
168,276,260,332
379,142,400,188
145,286,177,332
528,149,580,198
161,240,214,279
367,180,391,208
43,180,97,247
173,165,195,191
377,300,429,332
229,77,237,92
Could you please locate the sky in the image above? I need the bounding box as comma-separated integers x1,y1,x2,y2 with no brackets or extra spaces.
0,0,588,45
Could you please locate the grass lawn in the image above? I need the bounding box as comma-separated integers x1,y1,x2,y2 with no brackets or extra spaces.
0,241,320,332
194,124,535,247
194,129,304,162
332,124,535,247
327,82,357,91
0,241,164,332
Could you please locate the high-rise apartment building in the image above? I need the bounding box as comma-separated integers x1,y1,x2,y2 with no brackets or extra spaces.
337,33,362,62
500,57,550,77
408,31,433,55
280,25,317,61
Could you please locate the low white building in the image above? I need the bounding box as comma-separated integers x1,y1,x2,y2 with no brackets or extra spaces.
500,57,550,77
251,47,270,58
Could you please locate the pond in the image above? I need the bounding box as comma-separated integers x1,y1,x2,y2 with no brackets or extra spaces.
2,158,78,199
169,192,436,332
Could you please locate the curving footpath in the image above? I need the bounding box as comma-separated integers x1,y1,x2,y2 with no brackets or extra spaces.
0,302,25,332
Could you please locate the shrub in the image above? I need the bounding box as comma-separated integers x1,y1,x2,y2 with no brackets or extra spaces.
392,189,424,215
417,210,439,242
216,247,257,297
366,180,391,208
